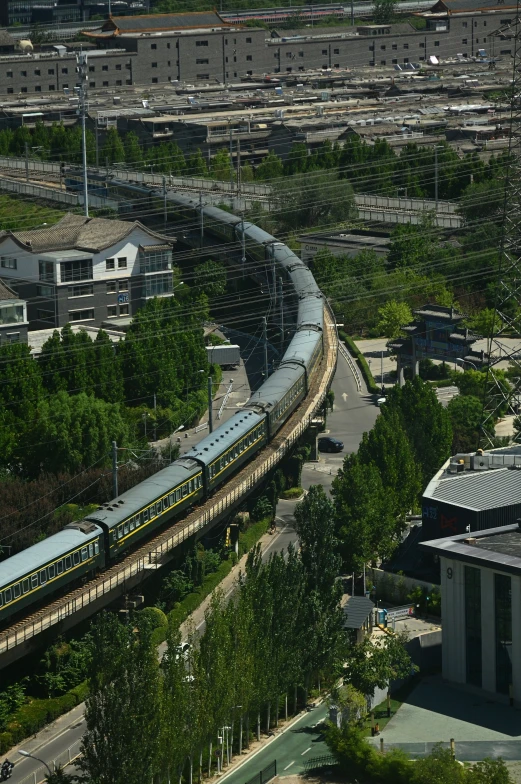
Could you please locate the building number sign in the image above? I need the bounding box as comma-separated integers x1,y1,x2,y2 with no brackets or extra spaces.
446,567,453,579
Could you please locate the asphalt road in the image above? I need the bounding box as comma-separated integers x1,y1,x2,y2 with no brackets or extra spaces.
220,701,330,784
7,346,378,784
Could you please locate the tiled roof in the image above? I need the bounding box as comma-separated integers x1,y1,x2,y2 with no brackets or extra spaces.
0,280,18,300
8,214,173,254
101,11,228,34
0,31,17,49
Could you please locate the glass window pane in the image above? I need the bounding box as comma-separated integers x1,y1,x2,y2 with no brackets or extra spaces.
465,566,482,687
495,573,512,694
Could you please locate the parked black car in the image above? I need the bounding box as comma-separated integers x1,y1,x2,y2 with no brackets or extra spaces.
318,436,344,453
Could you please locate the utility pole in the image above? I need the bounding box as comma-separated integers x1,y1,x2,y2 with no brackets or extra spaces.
162,175,167,229
279,276,284,350
199,192,204,247
229,127,234,192
76,51,89,217
381,350,384,395
111,440,118,498
153,392,157,441
240,213,246,278
434,146,438,209
24,142,29,182
95,120,99,168
262,316,269,379
237,138,241,197
208,375,213,433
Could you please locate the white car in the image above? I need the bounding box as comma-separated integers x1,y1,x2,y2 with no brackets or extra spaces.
376,396,387,407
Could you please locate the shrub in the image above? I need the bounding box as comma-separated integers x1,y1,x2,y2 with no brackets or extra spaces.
0,732,13,755
139,606,168,630
280,487,304,499
339,331,379,394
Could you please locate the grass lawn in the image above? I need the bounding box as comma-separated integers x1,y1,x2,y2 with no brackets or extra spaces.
0,194,66,232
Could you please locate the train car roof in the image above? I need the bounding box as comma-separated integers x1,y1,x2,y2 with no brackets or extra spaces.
297,296,324,329
86,458,201,530
0,525,103,588
281,329,322,366
246,363,306,412
184,410,265,466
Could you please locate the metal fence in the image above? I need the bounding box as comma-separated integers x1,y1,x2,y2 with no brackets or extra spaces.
15,739,82,784
0,175,120,210
304,754,338,771
245,760,277,784
354,193,458,215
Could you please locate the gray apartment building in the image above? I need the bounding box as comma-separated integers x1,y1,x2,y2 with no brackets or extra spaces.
0,1,517,97
0,213,176,330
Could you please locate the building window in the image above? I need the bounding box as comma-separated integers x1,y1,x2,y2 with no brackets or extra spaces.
151,78,158,84
106,281,117,293
106,258,115,271
299,51,304,57
246,55,252,61
48,85,55,91
103,81,109,87
145,274,172,297
462,38,468,44
196,40,209,46
495,573,512,695
35,86,41,92
39,261,54,282
419,42,425,47
321,49,327,55
7,88,13,94
21,88,27,94
167,42,171,48
34,69,40,75
116,64,122,70
392,58,398,64
381,45,386,50
69,309,95,322
151,43,157,49
118,257,127,269
403,43,409,49
5,333,20,344
463,20,468,27
1,257,17,270
37,284,54,297
118,280,129,291
403,57,409,63
48,68,54,75
21,70,27,77
434,40,440,46
89,65,95,72
464,566,482,688
152,62,158,68
333,48,340,54
90,82,95,88
62,67,68,74
500,49,512,54
196,74,209,80
392,43,397,50
246,37,252,43
68,284,94,298
0,305,24,325
37,309,54,323
60,259,93,283
6,71,12,78
196,58,209,64
102,65,108,71
107,305,117,318
119,304,129,315
381,60,386,65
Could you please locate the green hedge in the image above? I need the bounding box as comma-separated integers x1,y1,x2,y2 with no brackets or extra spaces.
280,487,304,500
0,680,88,754
339,332,379,395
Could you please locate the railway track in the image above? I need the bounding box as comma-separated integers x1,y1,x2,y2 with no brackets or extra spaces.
0,304,337,663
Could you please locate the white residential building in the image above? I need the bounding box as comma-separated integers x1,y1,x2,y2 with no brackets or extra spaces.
0,213,176,330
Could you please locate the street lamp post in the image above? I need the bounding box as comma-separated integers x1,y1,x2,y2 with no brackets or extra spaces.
455,357,478,371
18,750,53,778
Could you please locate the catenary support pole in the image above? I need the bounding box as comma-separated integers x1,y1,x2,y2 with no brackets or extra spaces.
208,375,213,433
263,316,269,379
112,440,118,498
76,51,89,217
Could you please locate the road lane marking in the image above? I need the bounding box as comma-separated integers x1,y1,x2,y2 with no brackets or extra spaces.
301,747,312,755
283,762,295,770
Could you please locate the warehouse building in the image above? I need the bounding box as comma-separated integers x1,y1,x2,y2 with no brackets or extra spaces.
422,523,521,703
422,446,521,540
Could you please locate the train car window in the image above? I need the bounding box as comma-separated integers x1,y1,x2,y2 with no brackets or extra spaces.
169,493,175,505
117,526,122,540
40,570,47,585
94,541,99,555
65,555,72,570
163,497,169,510
0,593,3,607
73,551,80,566
182,484,187,497
143,508,150,522
88,544,94,558
4,588,11,604
22,578,30,593
134,515,140,527
48,564,56,579
31,573,39,588
13,583,21,599
81,547,88,561
130,519,135,531
57,561,64,575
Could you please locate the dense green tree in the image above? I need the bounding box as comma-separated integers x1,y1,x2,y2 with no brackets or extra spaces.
255,150,284,181
466,308,503,339
447,394,483,452
194,259,227,298
211,148,233,181
273,171,356,232
92,330,124,402
459,178,504,222
0,341,43,422
124,131,144,168
23,391,131,476
102,126,126,165
343,632,415,699
81,612,161,784
358,409,421,517
332,454,397,572
376,300,413,339
384,377,453,490
372,0,396,23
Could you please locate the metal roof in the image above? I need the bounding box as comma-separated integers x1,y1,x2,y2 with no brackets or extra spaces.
86,459,201,530
427,467,521,511
0,526,103,588
184,410,264,466
100,11,230,34
247,365,305,411
343,596,374,629
421,524,521,576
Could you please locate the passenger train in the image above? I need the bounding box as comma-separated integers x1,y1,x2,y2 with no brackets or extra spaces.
0,192,325,625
